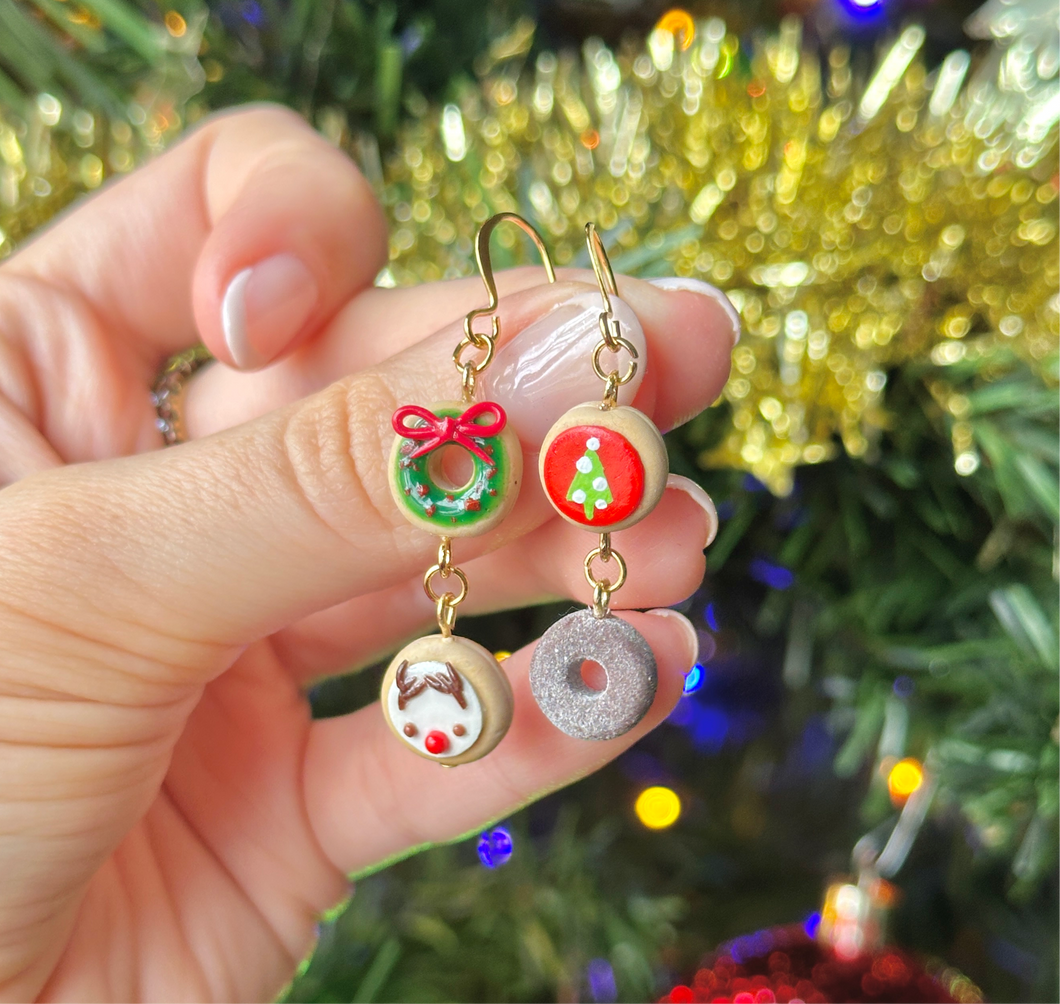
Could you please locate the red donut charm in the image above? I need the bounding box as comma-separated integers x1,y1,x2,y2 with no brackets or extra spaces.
539,403,669,533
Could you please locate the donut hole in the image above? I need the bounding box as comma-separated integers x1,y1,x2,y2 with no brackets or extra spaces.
579,659,608,692
427,445,476,492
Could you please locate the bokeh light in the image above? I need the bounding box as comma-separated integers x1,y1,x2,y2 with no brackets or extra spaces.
477,826,513,867
163,10,186,36
634,786,682,829
654,9,695,50
683,663,705,695
887,757,924,803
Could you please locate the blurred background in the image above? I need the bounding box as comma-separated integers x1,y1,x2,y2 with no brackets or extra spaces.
0,0,1057,1001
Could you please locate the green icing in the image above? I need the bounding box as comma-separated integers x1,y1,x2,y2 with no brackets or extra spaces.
393,406,510,528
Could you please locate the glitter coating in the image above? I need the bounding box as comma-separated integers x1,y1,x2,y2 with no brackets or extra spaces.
529,610,657,740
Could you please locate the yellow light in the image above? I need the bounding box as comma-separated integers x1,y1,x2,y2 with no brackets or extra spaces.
165,10,187,37
655,9,695,51
634,786,681,829
887,758,924,803
493,650,511,662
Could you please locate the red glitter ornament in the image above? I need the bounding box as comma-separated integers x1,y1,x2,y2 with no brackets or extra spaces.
657,926,983,1004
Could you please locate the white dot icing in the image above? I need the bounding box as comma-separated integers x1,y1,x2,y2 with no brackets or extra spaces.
576,456,593,474
592,476,608,491
586,437,601,451
572,489,587,504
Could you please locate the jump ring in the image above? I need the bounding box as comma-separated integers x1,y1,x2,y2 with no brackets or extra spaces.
423,563,470,605
591,335,638,386
454,337,496,375
583,545,627,593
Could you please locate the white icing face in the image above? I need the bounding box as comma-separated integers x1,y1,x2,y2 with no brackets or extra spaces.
387,660,483,758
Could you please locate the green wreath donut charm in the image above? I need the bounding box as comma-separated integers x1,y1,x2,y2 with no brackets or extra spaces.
388,400,521,537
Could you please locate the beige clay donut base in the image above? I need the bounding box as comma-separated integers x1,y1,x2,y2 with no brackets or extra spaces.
388,400,522,538
380,634,514,766
538,403,668,533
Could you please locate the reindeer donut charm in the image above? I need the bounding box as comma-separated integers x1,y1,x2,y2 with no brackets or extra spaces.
380,634,514,766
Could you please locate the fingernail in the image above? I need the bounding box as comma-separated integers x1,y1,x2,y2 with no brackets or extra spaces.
665,474,719,547
644,608,699,668
647,276,741,344
222,254,318,370
484,291,646,444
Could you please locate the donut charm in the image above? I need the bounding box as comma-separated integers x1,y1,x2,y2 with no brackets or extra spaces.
539,403,667,532
389,400,521,537
380,634,514,765
529,609,657,740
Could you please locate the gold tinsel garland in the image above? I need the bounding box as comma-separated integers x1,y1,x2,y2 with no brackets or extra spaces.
1,16,1056,493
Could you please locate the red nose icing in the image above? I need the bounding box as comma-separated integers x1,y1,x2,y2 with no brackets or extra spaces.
424,730,450,755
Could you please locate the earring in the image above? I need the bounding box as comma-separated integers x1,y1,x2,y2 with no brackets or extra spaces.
529,223,668,741
380,213,557,765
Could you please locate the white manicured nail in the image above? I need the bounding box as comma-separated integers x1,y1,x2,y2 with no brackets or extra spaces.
221,254,318,370
665,474,719,547
647,276,741,344
644,608,700,667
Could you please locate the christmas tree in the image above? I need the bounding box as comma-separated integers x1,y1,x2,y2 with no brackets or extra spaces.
568,436,613,520
0,1,1056,1001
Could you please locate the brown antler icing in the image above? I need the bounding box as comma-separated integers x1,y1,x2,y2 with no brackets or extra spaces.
395,660,427,710
424,662,468,709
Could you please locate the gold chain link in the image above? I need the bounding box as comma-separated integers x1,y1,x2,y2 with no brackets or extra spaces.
423,536,469,637
583,533,627,618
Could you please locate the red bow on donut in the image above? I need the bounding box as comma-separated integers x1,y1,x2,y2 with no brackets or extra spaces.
392,401,507,464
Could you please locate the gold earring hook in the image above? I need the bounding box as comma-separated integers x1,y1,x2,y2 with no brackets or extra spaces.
456,213,557,400
584,222,638,407
584,221,618,317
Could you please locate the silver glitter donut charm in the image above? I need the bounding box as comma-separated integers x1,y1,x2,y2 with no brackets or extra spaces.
529,609,657,740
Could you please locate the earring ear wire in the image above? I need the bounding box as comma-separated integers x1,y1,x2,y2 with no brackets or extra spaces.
583,222,639,406
584,221,618,313
457,213,557,401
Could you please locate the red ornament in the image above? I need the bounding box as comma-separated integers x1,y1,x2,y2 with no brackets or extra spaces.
541,425,645,527
657,926,981,1004
466,498,481,512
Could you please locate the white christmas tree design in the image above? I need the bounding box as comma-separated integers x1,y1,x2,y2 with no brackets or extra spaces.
567,436,613,519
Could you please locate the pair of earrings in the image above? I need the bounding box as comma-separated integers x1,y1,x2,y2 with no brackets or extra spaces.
380,214,669,765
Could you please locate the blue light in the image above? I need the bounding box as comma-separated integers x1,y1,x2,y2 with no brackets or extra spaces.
691,705,729,752
683,663,705,695
587,958,617,1003
477,827,513,868
715,499,735,520
749,557,795,590
804,911,822,938
893,675,914,698
240,1,264,26
704,602,719,632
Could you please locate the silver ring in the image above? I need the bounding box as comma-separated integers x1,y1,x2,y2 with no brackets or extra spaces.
151,345,213,445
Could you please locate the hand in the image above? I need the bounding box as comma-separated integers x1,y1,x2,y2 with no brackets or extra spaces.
0,105,737,1001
